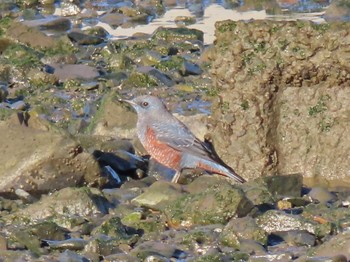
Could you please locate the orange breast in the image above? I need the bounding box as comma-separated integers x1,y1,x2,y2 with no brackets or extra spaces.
144,127,182,170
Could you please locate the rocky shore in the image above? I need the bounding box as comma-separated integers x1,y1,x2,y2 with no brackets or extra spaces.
0,0,350,261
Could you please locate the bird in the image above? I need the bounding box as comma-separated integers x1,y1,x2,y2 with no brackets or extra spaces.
121,95,246,184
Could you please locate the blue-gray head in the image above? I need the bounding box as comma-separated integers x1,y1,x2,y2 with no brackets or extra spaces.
121,95,169,117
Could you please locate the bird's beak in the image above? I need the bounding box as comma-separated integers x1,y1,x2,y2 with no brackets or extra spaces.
118,98,136,106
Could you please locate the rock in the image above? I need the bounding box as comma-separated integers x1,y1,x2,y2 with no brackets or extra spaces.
60,2,81,16
174,16,196,26
130,241,182,260
164,180,254,226
91,216,139,245
88,93,137,138
308,187,336,204
0,119,101,196
5,187,110,224
45,238,89,251
140,50,163,67
104,253,138,262
49,63,100,81
68,30,105,45
240,180,275,206
103,187,142,205
136,66,175,87
131,181,183,209
7,22,56,49
24,17,71,31
210,20,350,184
261,173,303,199
100,13,126,28
239,239,266,255
301,231,350,259
152,27,204,43
59,250,88,262
180,61,203,76
220,216,268,248
256,210,316,234
273,230,316,247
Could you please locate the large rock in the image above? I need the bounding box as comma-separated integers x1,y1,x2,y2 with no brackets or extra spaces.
209,20,350,186
164,178,254,227
0,117,101,196
4,187,110,225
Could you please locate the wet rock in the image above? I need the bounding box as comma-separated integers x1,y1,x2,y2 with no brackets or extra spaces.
220,216,268,248
140,50,163,67
152,27,204,43
130,241,183,260
84,236,125,257
301,231,350,259
137,66,175,87
256,210,316,234
174,16,196,26
49,63,100,81
7,22,56,49
28,221,67,240
239,239,266,255
84,26,109,39
68,30,105,45
24,17,71,31
27,68,58,86
238,180,272,208
131,181,183,209
180,61,203,76
273,230,316,247
104,253,138,262
0,119,101,196
100,12,126,28
302,203,348,234
45,238,88,250
91,216,139,246
261,173,303,199
59,250,88,262
8,230,42,255
308,187,336,204
164,180,253,226
210,20,350,184
5,187,110,224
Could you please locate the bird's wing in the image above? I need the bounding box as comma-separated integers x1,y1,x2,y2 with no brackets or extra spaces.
152,121,214,160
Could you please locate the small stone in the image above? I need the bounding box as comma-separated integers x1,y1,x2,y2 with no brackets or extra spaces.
273,230,316,247
59,250,88,262
131,181,183,210
308,187,336,204
180,61,203,76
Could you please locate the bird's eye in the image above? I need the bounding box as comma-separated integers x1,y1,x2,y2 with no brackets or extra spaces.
142,101,149,107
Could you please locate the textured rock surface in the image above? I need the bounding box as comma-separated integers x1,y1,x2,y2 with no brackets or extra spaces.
209,20,350,186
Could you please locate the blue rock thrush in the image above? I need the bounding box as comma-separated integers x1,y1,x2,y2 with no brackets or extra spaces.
122,95,246,183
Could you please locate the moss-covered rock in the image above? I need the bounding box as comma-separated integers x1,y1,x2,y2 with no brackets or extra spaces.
210,20,350,185
164,181,253,226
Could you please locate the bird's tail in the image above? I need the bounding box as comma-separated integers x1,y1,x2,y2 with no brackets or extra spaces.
196,159,246,183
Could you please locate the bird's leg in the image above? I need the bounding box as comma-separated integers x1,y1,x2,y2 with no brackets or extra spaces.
171,170,181,183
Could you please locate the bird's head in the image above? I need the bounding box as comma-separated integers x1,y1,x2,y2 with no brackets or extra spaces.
120,95,168,116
